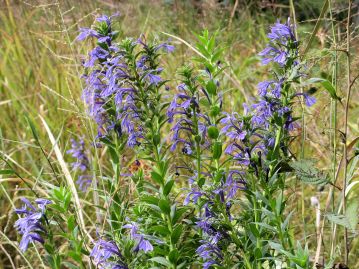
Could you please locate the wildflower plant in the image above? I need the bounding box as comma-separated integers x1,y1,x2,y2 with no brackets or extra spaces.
11,13,347,269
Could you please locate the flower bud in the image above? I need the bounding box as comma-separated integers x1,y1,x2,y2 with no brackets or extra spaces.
210,105,220,117
214,169,224,182
207,126,219,139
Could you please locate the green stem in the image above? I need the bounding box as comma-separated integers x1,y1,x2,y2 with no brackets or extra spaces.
269,126,283,178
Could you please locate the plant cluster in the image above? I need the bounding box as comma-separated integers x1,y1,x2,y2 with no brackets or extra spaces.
9,13,357,269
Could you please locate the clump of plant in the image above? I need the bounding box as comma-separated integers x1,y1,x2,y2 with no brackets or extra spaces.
9,13,356,269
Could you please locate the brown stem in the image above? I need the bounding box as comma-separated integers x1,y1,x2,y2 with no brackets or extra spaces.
343,0,352,264
228,0,239,28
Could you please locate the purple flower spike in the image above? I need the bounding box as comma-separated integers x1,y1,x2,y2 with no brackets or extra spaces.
135,236,154,253
90,239,128,269
67,137,92,191
259,19,296,67
14,198,51,252
123,221,154,254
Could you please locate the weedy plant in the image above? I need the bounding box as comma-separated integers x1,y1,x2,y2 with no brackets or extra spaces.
4,6,358,269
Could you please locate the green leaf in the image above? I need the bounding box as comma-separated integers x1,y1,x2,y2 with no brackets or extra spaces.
346,199,359,230
163,180,174,196
325,213,352,229
158,199,171,214
64,192,72,210
304,78,341,101
249,223,260,237
198,177,205,188
172,207,188,223
253,222,277,233
171,224,183,245
151,171,164,185
290,159,329,186
212,141,222,160
150,257,172,267
67,215,76,231
0,169,14,175
108,146,119,165
141,195,160,205
168,249,179,264
205,80,217,95
207,126,219,139
53,188,64,200
150,225,170,236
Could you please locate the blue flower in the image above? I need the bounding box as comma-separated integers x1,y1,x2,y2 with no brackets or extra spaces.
196,233,223,269
90,239,128,269
78,16,171,149
224,170,246,199
259,19,296,67
76,13,119,44
133,236,154,253
76,175,93,192
155,42,175,53
303,93,316,107
14,198,51,252
145,68,163,85
77,28,100,41
184,188,204,205
123,222,154,253
67,138,92,191
67,138,89,172
168,81,210,156
267,19,295,42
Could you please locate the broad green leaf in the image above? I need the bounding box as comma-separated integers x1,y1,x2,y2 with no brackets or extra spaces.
253,222,277,233
158,199,171,214
325,213,352,229
346,199,359,230
168,249,180,264
150,225,170,236
171,224,183,245
141,195,160,205
150,257,172,267
172,207,188,223
151,171,164,185
67,215,76,231
304,78,341,101
290,159,329,186
163,180,174,196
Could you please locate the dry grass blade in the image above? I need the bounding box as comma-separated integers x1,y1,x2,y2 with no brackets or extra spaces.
0,230,34,269
303,0,329,56
39,115,93,243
